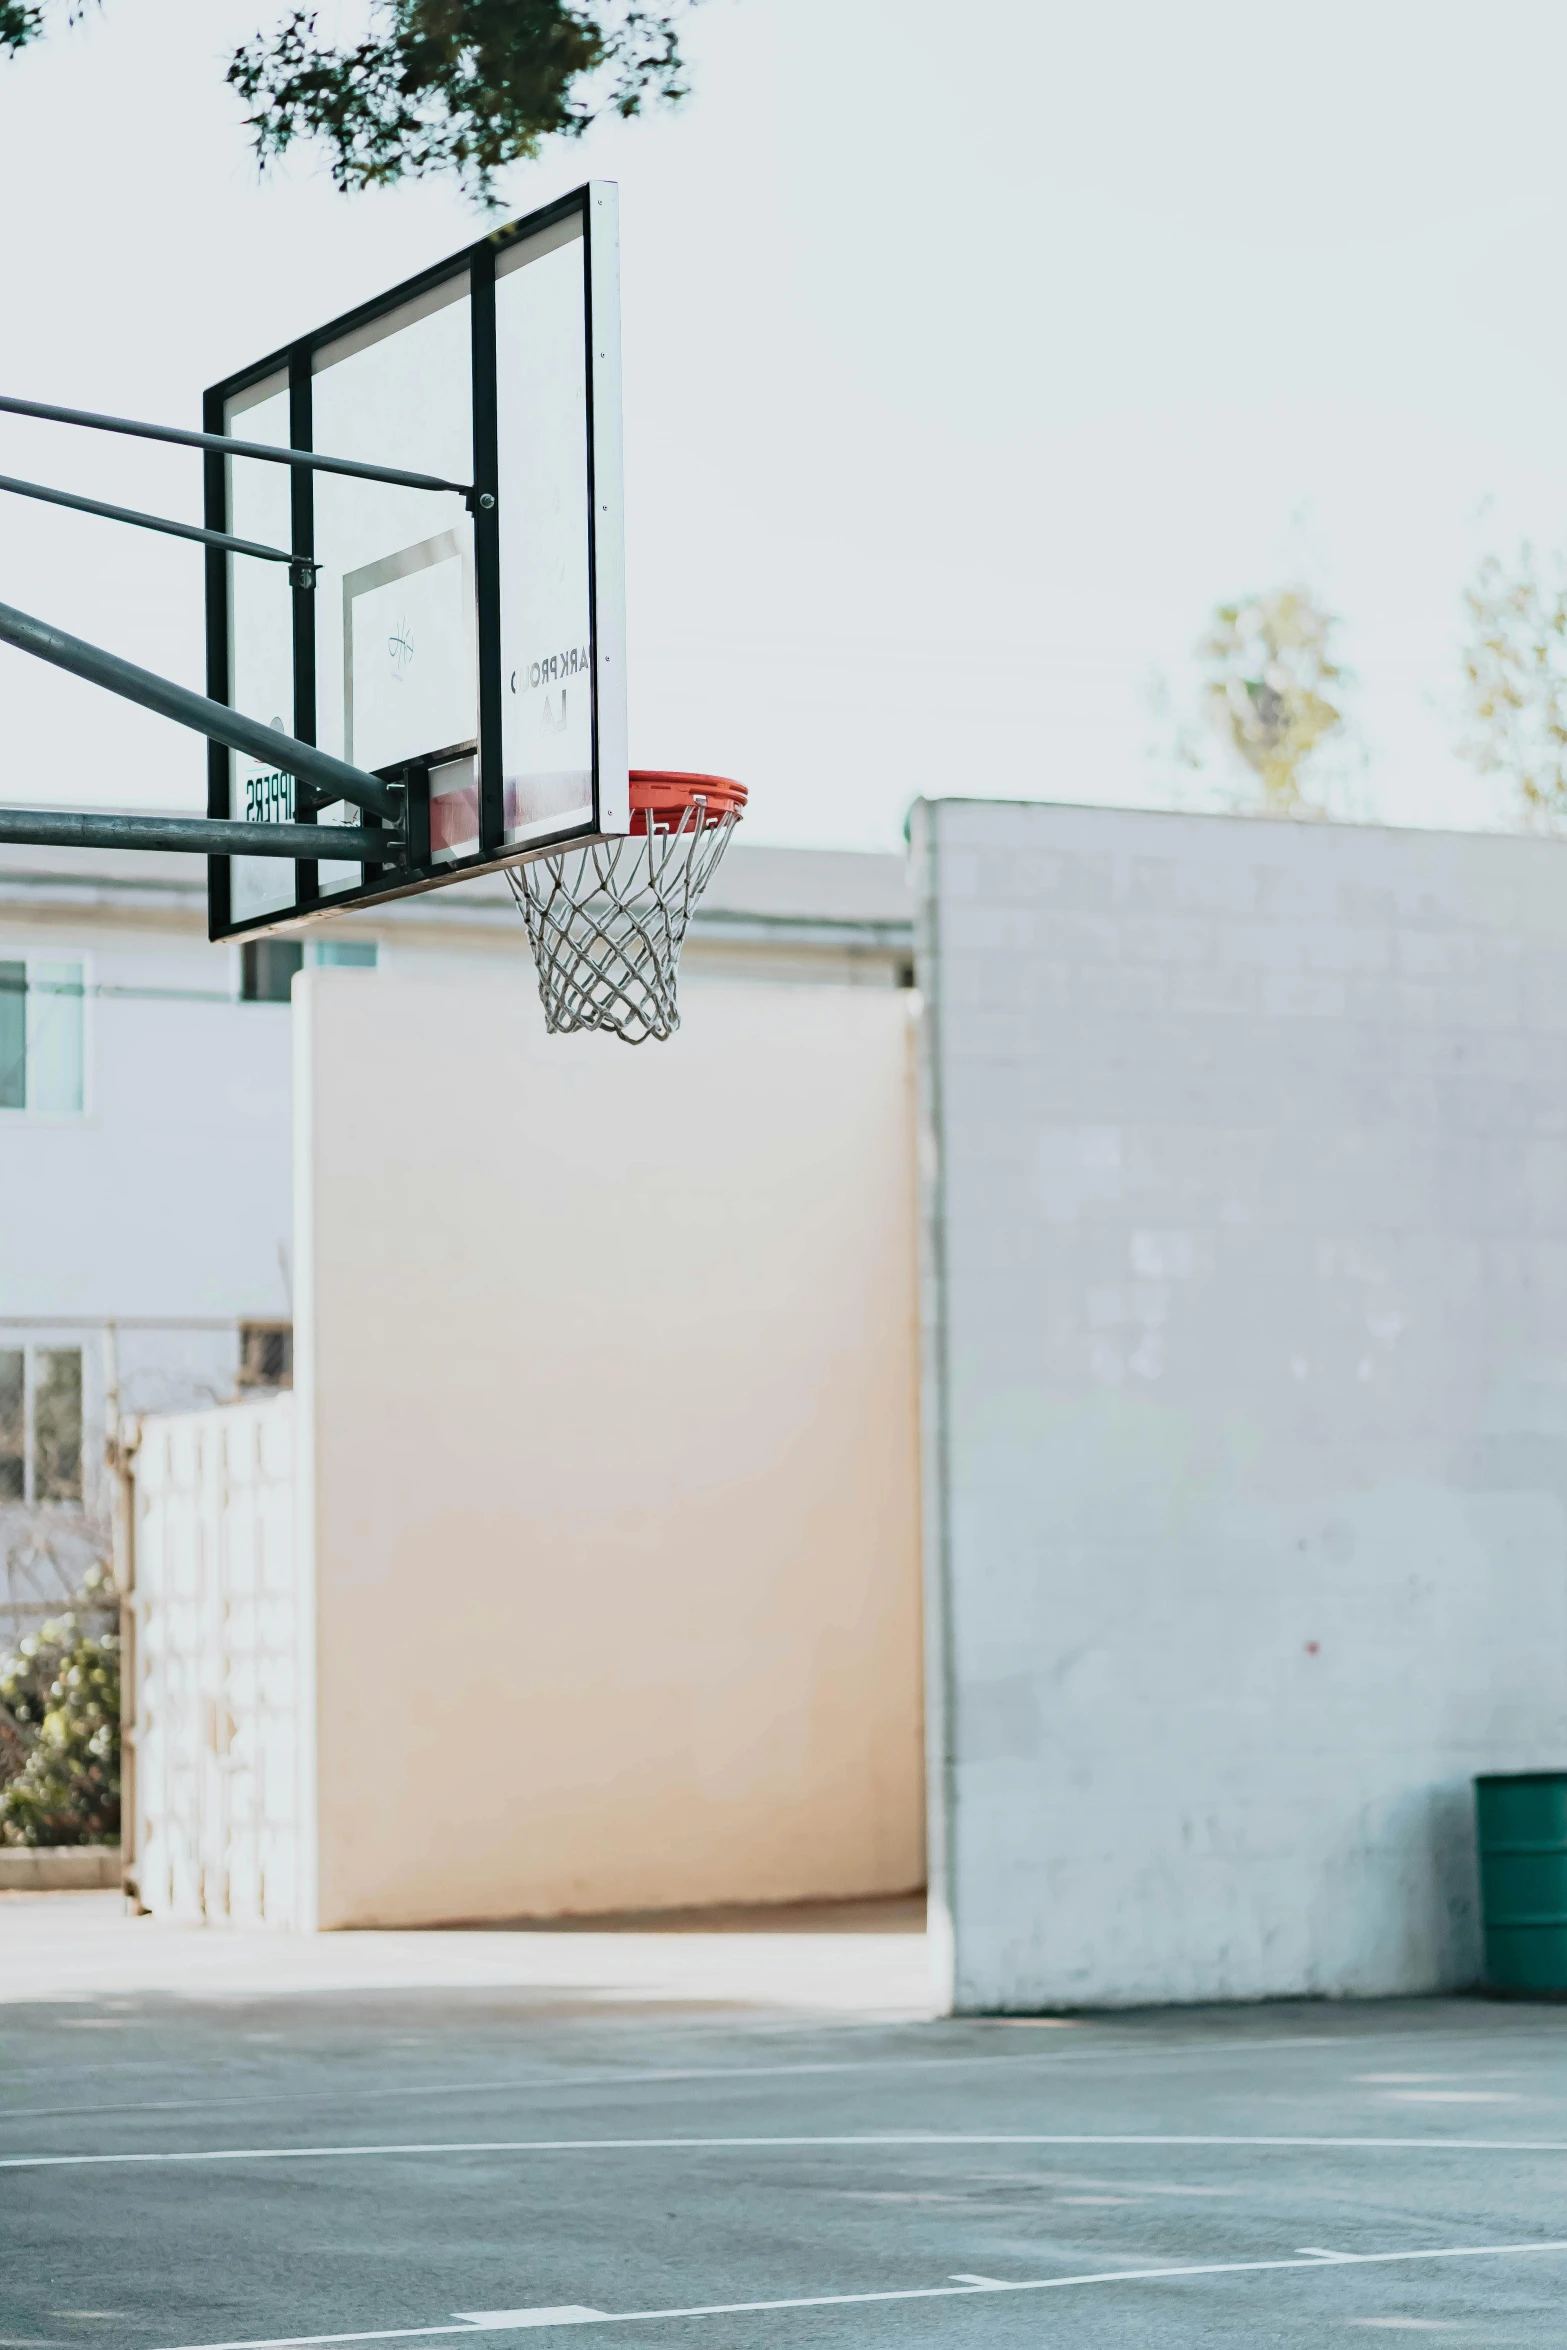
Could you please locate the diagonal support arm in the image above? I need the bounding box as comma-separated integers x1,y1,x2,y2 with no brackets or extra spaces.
0,596,401,827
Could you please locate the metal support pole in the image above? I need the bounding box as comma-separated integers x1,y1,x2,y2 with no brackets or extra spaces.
0,470,310,574
0,807,401,861
0,391,471,500
0,597,401,824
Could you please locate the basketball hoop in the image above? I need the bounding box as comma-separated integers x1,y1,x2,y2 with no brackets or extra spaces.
507,770,747,1044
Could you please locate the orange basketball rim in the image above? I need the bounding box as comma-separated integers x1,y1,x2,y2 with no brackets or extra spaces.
629,769,748,834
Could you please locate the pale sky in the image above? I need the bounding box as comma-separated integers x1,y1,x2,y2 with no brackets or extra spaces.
2,0,1566,850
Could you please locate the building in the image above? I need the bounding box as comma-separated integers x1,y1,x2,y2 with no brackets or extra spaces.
0,836,913,1644
34,796,1567,2005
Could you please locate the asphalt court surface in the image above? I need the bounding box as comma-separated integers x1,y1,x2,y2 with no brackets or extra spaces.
4,1916,1567,2347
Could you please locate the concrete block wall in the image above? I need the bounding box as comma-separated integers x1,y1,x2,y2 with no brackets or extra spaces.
914,798,1567,2009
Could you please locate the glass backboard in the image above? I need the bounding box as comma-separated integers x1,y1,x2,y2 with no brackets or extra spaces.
204,182,627,941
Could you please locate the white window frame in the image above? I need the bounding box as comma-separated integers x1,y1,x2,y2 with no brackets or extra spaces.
0,946,93,1121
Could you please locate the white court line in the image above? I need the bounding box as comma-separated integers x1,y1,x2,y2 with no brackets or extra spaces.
149,2240,1567,2350
10,2130,1567,2172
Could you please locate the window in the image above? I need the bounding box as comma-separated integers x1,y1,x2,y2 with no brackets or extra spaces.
0,1347,83,1505
0,965,19,1109
241,941,304,1003
33,1351,82,1502
240,939,377,998
312,940,378,969
0,959,86,1113
239,1323,293,1390
0,1352,23,1501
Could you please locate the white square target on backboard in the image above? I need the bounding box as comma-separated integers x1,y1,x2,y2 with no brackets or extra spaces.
203,182,628,941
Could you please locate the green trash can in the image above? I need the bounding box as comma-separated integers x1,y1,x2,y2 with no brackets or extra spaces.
1476,1773,1567,1996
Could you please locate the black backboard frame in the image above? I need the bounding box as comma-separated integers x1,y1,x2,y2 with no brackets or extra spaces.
205,182,626,943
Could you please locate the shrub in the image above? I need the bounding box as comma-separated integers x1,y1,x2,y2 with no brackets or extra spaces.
0,1589,120,1848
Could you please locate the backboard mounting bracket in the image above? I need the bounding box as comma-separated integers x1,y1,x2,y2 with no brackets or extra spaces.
0,806,401,862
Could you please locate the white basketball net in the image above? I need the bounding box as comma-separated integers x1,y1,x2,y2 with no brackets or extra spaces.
507,798,741,1045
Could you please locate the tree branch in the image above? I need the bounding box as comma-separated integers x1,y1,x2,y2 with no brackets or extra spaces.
226,1,691,197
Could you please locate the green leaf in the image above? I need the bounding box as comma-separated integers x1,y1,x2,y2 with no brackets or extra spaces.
225,1,691,197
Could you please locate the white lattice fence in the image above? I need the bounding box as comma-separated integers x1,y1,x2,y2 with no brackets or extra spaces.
131,1397,303,1927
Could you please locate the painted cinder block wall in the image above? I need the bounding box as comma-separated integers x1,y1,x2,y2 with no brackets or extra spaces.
914,798,1567,2010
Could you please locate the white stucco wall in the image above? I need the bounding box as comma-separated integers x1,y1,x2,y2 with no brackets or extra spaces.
293,970,925,1929
915,798,1567,2009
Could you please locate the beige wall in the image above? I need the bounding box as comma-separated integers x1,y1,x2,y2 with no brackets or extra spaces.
294,970,924,1929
